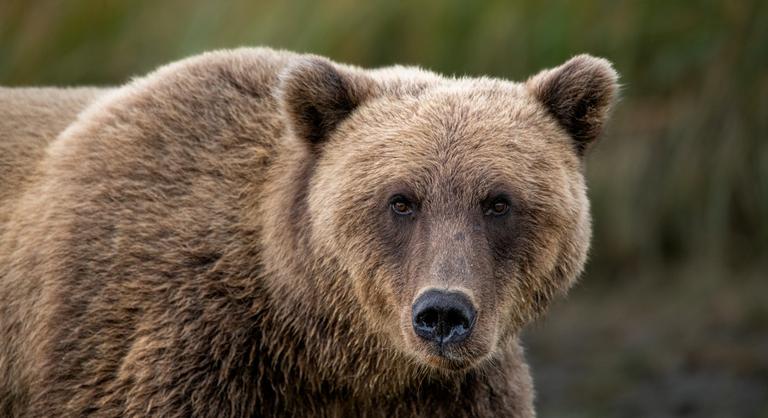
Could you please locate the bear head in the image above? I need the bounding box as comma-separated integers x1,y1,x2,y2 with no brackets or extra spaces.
274,54,618,372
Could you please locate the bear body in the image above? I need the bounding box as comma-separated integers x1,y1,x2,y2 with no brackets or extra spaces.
0,48,617,417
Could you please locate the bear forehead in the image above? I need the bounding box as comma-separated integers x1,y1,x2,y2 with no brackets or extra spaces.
346,80,570,154
314,99,580,211
324,83,579,191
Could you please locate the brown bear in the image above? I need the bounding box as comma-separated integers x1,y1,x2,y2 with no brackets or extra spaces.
0,48,618,417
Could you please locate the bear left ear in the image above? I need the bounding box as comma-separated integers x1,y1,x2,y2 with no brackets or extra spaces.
526,54,619,155
278,57,374,146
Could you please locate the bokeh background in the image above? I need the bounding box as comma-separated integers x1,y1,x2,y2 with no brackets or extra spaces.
2,1,766,416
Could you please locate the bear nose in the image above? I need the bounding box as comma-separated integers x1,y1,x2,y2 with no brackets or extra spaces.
412,290,476,345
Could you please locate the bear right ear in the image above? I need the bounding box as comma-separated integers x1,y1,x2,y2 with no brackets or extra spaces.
278,57,374,146
526,55,619,155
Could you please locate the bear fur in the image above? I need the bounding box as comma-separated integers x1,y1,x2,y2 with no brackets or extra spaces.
0,48,618,417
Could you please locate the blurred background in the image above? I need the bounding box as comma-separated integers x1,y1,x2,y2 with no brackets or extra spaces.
1,0,766,416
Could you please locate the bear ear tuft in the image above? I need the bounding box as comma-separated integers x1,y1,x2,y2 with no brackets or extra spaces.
278,57,374,146
526,54,619,155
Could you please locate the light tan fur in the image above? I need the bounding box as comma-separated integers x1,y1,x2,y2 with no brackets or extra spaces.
0,48,617,417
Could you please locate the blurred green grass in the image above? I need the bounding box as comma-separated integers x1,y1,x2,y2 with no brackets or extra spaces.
2,1,767,416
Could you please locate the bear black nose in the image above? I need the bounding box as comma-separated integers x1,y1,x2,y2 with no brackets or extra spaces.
412,290,476,345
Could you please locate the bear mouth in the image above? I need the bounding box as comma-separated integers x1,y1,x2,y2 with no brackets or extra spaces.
416,342,486,371
421,351,477,371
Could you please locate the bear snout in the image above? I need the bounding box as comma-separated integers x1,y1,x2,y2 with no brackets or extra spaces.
411,290,477,347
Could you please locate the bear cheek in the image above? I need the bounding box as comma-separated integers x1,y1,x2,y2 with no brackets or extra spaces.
336,204,413,343
497,208,589,334
353,268,405,342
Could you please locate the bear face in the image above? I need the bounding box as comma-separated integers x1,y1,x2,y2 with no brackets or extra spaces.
278,55,618,372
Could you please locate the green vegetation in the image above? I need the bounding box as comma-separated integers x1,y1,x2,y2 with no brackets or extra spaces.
2,1,766,416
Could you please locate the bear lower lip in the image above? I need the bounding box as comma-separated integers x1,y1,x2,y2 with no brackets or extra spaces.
418,343,481,370
423,352,475,371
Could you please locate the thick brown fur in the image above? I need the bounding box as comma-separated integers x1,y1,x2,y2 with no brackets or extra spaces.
0,48,618,417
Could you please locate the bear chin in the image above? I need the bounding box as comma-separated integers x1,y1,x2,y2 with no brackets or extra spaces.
422,354,486,372
407,340,494,372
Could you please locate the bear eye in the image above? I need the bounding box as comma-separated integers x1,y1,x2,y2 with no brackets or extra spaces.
485,197,510,217
390,195,414,216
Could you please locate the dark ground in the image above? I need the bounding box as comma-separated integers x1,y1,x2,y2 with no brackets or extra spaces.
526,268,768,418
